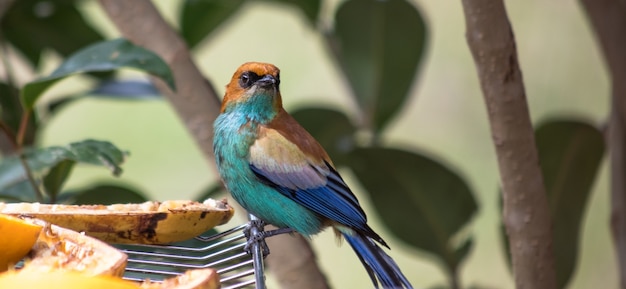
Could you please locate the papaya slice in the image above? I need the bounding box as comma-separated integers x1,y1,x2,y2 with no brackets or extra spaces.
21,219,128,277
0,199,234,244
139,268,220,289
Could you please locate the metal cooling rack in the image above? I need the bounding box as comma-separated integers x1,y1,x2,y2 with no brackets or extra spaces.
116,214,268,289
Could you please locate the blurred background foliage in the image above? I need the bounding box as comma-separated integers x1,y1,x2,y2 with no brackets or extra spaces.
0,0,612,288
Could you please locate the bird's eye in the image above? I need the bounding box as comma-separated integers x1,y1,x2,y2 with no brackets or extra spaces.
239,71,258,89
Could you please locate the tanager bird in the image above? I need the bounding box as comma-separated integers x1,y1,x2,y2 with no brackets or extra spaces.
213,62,412,288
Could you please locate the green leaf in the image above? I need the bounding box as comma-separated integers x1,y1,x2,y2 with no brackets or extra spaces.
67,184,148,205
291,107,356,165
537,120,605,288
329,0,427,133
44,95,81,117
453,237,473,266
0,82,23,133
44,80,161,119
0,82,38,148
0,140,127,193
21,38,175,110
42,159,75,202
264,0,321,26
90,80,161,99
179,0,245,48
1,0,105,67
0,179,39,202
348,147,477,273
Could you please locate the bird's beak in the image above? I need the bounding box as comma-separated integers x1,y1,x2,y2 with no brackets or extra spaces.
256,75,277,88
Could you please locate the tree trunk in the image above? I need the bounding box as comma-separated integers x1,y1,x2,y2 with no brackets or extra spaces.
579,0,626,287
460,1,557,288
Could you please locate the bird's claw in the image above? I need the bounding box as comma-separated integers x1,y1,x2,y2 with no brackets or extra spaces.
243,219,270,257
243,220,295,258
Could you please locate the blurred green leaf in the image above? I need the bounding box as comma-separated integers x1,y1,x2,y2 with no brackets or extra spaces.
90,80,161,99
264,0,321,26
453,237,473,266
68,184,148,205
291,107,355,165
44,80,161,119
42,159,74,202
0,179,38,202
0,82,23,133
179,0,245,48
538,120,604,288
0,82,38,148
348,147,477,272
44,95,81,117
21,38,175,110
0,140,127,193
329,0,427,134
1,0,105,68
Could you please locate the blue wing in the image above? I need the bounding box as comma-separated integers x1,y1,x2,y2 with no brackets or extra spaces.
248,127,386,245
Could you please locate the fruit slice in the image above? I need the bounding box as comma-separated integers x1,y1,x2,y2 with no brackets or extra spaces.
0,271,138,289
140,268,220,289
20,219,128,277
0,214,42,272
0,268,220,289
0,199,234,244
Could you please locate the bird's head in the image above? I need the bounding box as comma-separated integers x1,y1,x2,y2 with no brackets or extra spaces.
221,62,282,114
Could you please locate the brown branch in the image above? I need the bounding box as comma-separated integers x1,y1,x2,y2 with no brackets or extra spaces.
98,0,220,170
460,1,557,288
265,225,330,289
97,1,329,288
580,0,626,287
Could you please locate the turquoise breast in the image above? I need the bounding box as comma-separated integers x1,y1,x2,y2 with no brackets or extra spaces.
213,110,325,236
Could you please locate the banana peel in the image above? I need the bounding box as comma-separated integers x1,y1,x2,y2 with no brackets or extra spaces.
0,199,234,245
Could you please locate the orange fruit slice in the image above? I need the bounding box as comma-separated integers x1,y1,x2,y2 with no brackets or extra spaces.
0,271,138,289
0,214,42,271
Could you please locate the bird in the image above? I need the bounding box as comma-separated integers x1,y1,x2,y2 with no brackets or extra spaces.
213,62,413,288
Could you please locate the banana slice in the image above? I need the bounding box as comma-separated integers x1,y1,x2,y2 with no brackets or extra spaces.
0,199,234,244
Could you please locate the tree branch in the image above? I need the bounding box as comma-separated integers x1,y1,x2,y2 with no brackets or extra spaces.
97,1,329,288
460,1,557,288
579,0,626,287
265,225,330,289
98,0,221,170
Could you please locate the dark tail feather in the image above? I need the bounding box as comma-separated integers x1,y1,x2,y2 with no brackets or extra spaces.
342,232,413,288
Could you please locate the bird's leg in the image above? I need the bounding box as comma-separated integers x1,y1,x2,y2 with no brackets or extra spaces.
260,227,294,238
243,218,270,256
243,219,295,257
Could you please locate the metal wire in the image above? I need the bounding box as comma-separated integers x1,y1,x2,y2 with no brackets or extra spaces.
116,214,267,289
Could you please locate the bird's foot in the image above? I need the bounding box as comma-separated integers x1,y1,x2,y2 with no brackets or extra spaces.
243,220,294,258
243,219,269,256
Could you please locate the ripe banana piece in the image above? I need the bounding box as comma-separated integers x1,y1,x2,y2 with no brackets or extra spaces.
0,199,234,244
